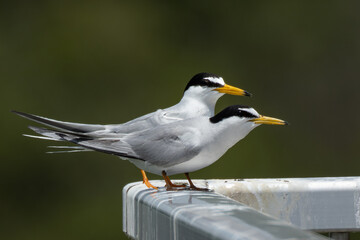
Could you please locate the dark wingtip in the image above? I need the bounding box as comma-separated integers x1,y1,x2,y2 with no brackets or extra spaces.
11,110,24,116
244,91,252,97
284,121,289,126
11,110,30,118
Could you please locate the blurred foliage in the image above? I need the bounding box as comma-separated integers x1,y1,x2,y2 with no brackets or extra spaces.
1,1,360,239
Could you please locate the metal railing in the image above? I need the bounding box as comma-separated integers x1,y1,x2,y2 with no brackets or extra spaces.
123,177,360,240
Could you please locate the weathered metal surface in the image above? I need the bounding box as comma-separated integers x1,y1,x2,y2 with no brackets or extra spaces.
123,180,328,240
206,177,360,232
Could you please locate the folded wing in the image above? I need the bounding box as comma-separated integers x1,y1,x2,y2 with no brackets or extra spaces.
126,124,202,167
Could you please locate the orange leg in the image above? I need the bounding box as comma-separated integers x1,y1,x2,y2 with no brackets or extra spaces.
162,171,186,191
185,173,209,191
141,170,158,190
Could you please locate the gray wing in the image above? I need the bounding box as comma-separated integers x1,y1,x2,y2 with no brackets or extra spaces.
13,111,106,134
12,110,165,137
126,123,202,167
108,109,183,134
16,111,202,166
13,108,184,137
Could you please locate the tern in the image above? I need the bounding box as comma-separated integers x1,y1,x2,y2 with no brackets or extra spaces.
13,105,287,190
13,73,251,189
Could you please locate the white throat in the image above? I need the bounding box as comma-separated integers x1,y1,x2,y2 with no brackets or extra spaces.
178,87,224,117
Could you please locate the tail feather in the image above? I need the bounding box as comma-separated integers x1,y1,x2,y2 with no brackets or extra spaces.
23,134,63,141
28,125,86,141
48,146,88,149
46,148,93,154
28,126,141,160
46,146,93,153
47,150,93,154
12,110,105,134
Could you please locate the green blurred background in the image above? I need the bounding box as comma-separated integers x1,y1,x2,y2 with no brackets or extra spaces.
1,1,360,239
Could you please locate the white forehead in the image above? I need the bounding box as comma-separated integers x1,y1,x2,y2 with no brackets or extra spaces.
204,77,225,85
239,107,260,117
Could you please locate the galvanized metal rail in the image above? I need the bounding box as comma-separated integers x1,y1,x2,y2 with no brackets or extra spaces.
123,177,360,240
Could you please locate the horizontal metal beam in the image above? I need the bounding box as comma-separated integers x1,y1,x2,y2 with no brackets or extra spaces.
123,178,344,240
207,177,360,232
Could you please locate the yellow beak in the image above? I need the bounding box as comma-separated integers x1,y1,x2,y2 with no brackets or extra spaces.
214,84,251,97
250,115,288,125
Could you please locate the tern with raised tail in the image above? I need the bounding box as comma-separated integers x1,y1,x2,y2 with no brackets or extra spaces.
14,105,287,190
13,73,251,189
